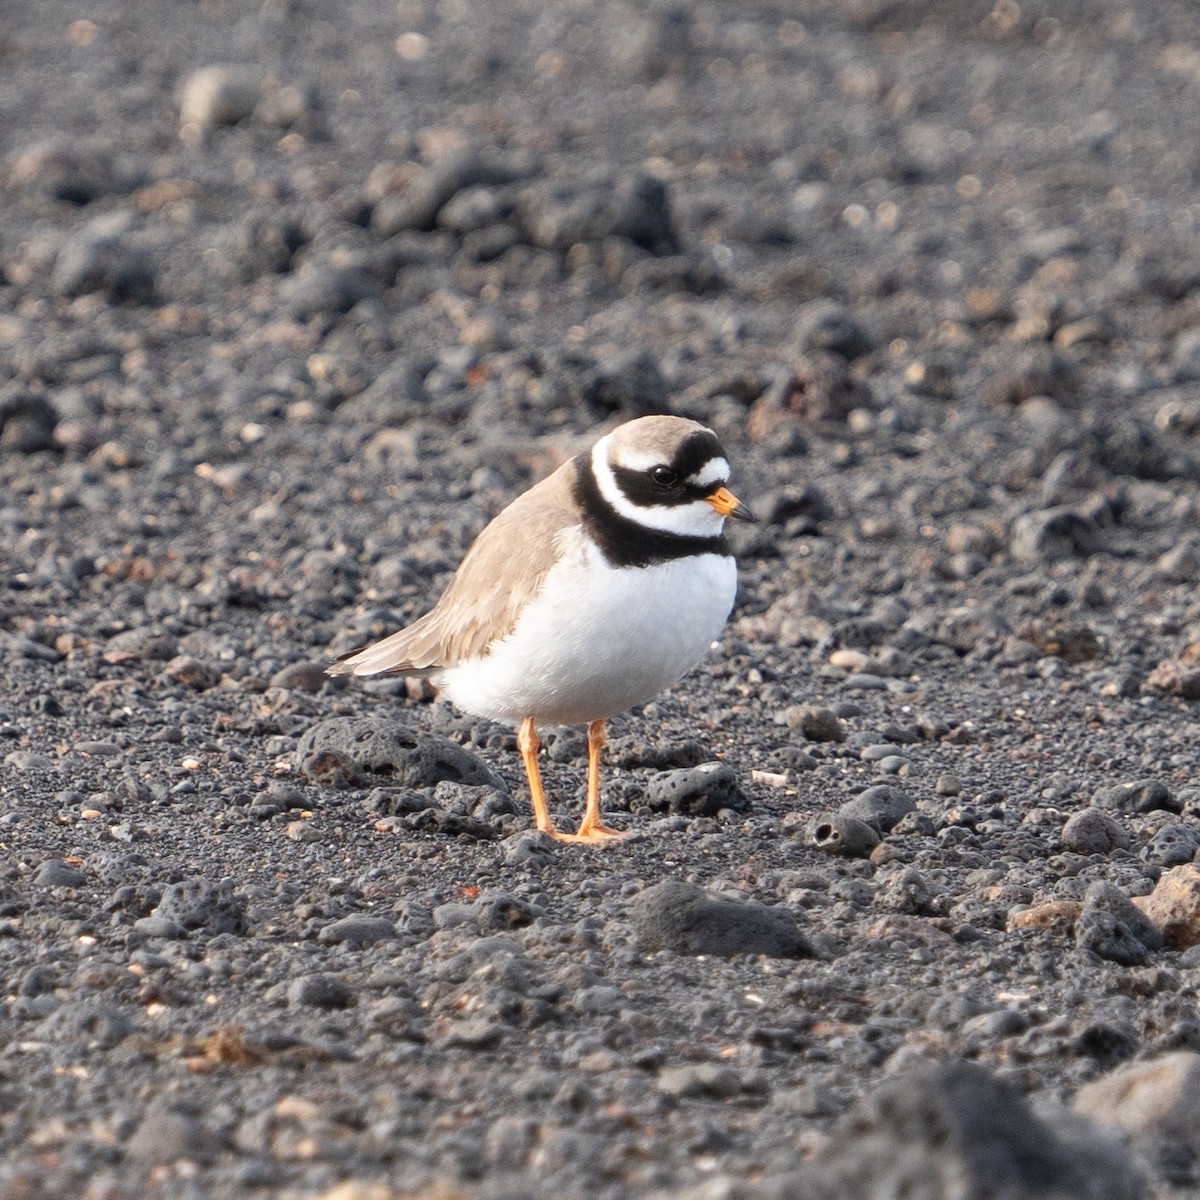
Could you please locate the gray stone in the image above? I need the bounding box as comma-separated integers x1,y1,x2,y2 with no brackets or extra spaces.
287,973,355,1010
642,762,748,816
805,813,880,858
1171,330,1200,384
502,830,557,867
1093,779,1179,815
2,750,56,771
279,263,381,319
152,877,247,935
1076,910,1151,966
38,1001,136,1049
34,860,84,888
1082,881,1164,953
784,705,846,742
629,879,812,958
179,64,264,127
1062,807,1130,855
1142,823,1200,867
372,151,530,236
317,914,397,948
1010,507,1105,562
787,1059,1146,1200
517,168,679,255
297,716,505,792
657,1063,744,1098
439,1018,504,1049
126,1105,225,1166
793,300,874,361
838,784,916,833
1076,1051,1200,1171
133,916,185,939
51,214,156,303
0,388,58,454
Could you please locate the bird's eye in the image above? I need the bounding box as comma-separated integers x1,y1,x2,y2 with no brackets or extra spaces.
651,466,677,487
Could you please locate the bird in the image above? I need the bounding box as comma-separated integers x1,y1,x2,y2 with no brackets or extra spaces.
327,415,755,844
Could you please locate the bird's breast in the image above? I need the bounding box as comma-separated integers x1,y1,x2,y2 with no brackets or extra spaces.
438,538,737,726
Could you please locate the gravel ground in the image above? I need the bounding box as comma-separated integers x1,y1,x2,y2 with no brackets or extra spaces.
6,2,1200,1197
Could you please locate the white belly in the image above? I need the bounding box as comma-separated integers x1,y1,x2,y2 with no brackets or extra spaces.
438,538,737,727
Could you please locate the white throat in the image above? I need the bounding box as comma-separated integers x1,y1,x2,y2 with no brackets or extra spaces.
590,435,727,538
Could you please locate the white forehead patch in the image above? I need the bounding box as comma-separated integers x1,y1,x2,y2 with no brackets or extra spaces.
686,457,729,489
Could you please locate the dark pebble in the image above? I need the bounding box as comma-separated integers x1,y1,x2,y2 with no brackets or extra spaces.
629,878,812,958
297,716,505,791
287,973,355,1010
317,914,398,947
35,860,84,888
838,785,916,833
1093,779,1179,815
805,813,880,858
152,877,247,936
641,762,748,817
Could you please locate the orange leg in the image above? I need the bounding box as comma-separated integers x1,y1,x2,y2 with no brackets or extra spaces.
516,716,628,845
571,719,629,842
517,717,557,836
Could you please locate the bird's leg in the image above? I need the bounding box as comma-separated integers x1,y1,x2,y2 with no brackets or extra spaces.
570,719,629,842
517,717,559,837
519,716,628,844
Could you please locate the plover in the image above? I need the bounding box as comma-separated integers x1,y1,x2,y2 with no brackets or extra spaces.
329,415,755,843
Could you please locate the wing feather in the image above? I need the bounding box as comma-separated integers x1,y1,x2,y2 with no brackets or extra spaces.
329,458,581,677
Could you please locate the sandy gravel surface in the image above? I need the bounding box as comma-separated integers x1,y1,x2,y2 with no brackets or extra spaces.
5,2,1200,1197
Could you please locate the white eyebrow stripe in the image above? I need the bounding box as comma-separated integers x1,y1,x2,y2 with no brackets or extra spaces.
610,447,665,472
686,458,729,489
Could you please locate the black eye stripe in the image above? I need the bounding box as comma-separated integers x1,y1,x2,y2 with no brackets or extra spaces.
609,431,729,508
573,457,731,568
670,431,725,479
611,467,727,507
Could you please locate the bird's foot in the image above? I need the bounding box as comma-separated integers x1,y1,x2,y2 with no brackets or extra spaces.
539,823,631,845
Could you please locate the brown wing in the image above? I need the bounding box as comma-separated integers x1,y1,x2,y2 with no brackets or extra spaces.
328,457,581,676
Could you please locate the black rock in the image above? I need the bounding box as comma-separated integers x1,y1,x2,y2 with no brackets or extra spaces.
279,262,381,319
400,806,500,840
51,217,156,302
805,813,880,858
0,387,58,454
1093,779,1179,815
34,860,84,888
583,350,671,419
1072,1021,1140,1067
152,877,247,936
793,300,875,361
317,914,398,947
297,716,506,791
1075,909,1151,967
1081,882,1164,953
629,879,812,958
838,785,916,833
518,169,679,255
641,762,749,817
287,973,355,1010
502,830,558,867
780,1060,1146,1200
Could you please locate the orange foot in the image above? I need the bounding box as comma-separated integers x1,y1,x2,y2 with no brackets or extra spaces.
540,823,632,845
